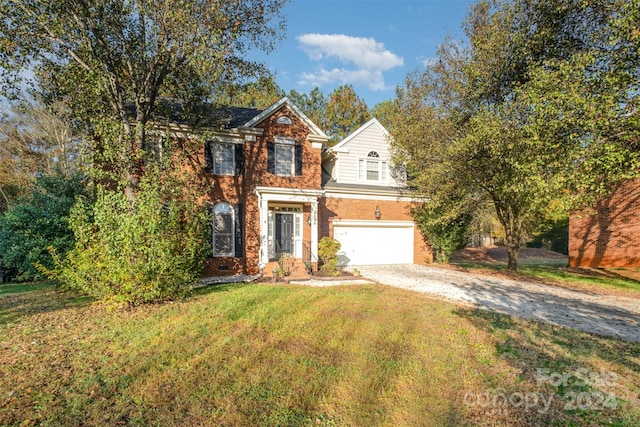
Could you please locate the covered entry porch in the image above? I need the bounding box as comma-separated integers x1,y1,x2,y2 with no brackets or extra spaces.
255,187,323,277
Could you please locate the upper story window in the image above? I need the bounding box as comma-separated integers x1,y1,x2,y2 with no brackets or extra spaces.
213,143,234,175
359,151,387,182
268,137,303,177
275,143,294,176
212,202,234,256
205,142,244,176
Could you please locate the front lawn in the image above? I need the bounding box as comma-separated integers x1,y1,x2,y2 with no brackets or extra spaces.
1,282,639,426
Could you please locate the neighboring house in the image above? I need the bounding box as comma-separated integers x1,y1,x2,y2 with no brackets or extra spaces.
569,179,640,268
180,97,430,278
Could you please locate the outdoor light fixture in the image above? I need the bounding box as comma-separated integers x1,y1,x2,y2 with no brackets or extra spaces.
374,205,381,220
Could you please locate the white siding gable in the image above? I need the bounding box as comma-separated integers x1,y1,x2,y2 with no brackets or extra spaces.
330,118,404,187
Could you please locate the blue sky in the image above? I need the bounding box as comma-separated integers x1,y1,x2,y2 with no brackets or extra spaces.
253,0,475,108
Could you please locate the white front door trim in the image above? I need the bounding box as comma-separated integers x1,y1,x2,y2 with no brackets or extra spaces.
256,187,323,269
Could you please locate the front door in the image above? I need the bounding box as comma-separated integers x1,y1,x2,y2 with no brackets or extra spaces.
275,213,294,255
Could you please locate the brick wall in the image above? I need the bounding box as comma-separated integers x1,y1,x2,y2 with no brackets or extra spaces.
203,105,323,276
320,196,432,264
569,179,640,268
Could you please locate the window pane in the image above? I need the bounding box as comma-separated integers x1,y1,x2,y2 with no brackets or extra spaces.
214,144,234,175
213,203,233,255
214,235,232,254
275,144,294,176
366,160,380,180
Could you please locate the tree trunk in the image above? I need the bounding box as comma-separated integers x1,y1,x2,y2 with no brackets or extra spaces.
506,240,520,271
493,198,522,271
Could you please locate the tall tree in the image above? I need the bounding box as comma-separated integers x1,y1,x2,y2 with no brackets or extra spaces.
390,0,638,270
288,87,327,130
0,0,288,189
324,85,371,144
0,100,84,210
214,74,285,109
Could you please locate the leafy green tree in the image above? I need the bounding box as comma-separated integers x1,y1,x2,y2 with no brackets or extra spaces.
215,75,285,109
0,172,88,281
0,0,288,188
370,100,396,131
390,0,638,270
324,85,371,144
1,0,289,301
288,87,327,130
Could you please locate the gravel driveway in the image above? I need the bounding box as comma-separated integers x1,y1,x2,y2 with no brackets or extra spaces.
356,264,640,343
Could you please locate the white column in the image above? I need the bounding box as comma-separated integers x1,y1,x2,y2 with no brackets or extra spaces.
310,199,319,264
258,193,270,269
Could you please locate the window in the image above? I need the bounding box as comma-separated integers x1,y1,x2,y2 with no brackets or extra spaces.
213,143,234,175
359,151,388,182
213,202,234,256
268,137,302,177
205,142,243,175
275,144,294,176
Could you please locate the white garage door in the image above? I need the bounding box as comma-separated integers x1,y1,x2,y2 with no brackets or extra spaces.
333,220,414,266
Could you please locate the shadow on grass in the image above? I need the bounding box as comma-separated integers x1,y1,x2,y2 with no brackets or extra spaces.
563,267,640,285
452,258,640,295
454,307,640,424
434,272,640,341
0,281,93,325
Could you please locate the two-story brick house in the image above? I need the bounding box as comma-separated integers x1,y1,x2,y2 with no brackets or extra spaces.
194,97,430,278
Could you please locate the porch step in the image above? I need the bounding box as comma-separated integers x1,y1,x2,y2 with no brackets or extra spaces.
264,259,310,281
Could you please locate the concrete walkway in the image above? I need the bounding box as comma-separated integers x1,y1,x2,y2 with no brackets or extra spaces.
356,264,640,342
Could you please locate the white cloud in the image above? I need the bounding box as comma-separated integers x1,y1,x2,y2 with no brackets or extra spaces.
296,33,403,91
299,68,387,91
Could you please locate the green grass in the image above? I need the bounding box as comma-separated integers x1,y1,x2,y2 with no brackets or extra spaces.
1,281,639,426
452,258,640,297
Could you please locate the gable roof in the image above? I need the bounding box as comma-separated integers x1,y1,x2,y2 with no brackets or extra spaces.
221,106,263,128
242,97,329,140
330,118,391,154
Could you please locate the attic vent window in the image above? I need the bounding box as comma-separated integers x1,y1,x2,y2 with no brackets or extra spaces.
277,116,293,125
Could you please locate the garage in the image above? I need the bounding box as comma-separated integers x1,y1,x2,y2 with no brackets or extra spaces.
332,220,414,266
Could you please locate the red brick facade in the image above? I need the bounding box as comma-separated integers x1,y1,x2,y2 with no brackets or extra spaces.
202,104,323,277
320,197,432,265
569,179,640,268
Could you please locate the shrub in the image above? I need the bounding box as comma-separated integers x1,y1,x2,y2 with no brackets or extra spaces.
318,237,341,276
43,168,208,305
415,201,472,263
0,172,87,281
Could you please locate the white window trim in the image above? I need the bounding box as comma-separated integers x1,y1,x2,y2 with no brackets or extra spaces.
358,156,388,182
